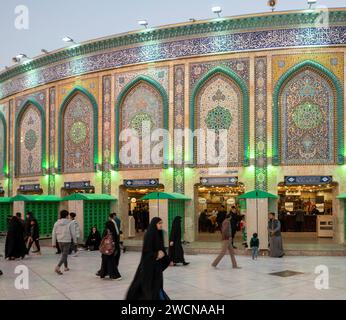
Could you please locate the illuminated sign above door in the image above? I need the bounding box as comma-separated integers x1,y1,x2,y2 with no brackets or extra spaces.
284,176,332,185
200,177,238,186
124,179,159,188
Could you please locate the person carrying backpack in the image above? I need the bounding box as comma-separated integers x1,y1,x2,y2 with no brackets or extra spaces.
98,220,121,280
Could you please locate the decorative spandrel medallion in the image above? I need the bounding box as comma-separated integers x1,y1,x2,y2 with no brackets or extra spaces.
18,105,42,175
63,94,94,173
195,74,242,166
280,68,335,165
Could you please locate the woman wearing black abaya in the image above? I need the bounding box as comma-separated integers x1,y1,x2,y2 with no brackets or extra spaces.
24,212,33,243
98,221,122,280
85,227,102,251
126,217,170,300
5,214,27,260
168,216,189,266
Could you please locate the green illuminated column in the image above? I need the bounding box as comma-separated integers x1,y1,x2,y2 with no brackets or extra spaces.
48,87,56,195
254,57,268,191
102,76,112,194
8,100,13,197
173,65,185,194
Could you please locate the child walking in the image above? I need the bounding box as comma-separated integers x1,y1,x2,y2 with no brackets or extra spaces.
250,233,259,260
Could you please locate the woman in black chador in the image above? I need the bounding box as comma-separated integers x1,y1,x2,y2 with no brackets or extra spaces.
85,226,102,251
126,217,170,300
98,221,121,280
168,216,189,266
5,213,27,260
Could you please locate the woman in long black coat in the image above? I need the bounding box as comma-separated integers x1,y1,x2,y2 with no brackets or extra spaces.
5,215,27,260
126,217,170,300
99,221,121,280
168,216,189,266
24,212,33,242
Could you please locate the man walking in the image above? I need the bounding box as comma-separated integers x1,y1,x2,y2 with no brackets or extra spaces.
69,212,80,256
212,214,241,269
52,210,76,275
230,206,239,248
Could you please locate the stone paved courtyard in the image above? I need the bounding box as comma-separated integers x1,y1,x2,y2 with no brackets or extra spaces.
1,243,346,300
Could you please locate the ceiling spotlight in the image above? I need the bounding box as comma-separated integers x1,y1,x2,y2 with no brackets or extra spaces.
212,6,222,17
12,53,28,63
138,20,148,28
267,0,277,12
62,36,75,44
307,0,317,9
41,49,49,54
16,53,27,59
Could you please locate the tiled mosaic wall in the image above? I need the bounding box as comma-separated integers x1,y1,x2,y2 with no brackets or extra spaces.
272,53,344,166
0,51,344,199
195,73,242,166
173,65,185,194
255,57,268,190
0,107,5,176
115,67,169,170
48,88,56,195
62,93,95,173
102,75,112,194
8,100,13,196
280,68,335,165
189,59,250,167
18,104,43,176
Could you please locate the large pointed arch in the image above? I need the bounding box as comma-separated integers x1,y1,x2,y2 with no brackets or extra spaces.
272,60,344,165
14,98,46,176
114,75,169,169
189,66,250,167
0,111,7,176
58,86,99,173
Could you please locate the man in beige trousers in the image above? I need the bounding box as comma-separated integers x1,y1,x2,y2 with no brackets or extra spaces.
212,214,241,269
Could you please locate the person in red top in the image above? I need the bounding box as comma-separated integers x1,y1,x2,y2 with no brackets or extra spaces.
211,214,241,269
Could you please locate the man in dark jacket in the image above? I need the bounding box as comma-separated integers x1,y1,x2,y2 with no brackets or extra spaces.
26,218,41,255
295,206,305,232
211,215,240,269
216,206,227,231
230,206,239,248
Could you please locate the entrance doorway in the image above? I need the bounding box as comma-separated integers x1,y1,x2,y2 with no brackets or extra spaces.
121,184,164,239
278,181,337,244
196,183,245,242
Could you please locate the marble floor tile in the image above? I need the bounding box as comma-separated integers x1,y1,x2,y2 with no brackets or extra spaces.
1,246,346,300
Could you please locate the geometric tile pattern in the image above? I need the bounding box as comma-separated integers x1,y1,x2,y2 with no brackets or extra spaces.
255,57,268,190
195,73,242,166
119,81,163,169
2,23,346,99
63,93,94,173
18,104,42,176
102,75,112,194
115,67,169,96
280,68,335,165
173,65,185,193
48,88,56,195
0,112,4,176
8,100,13,196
